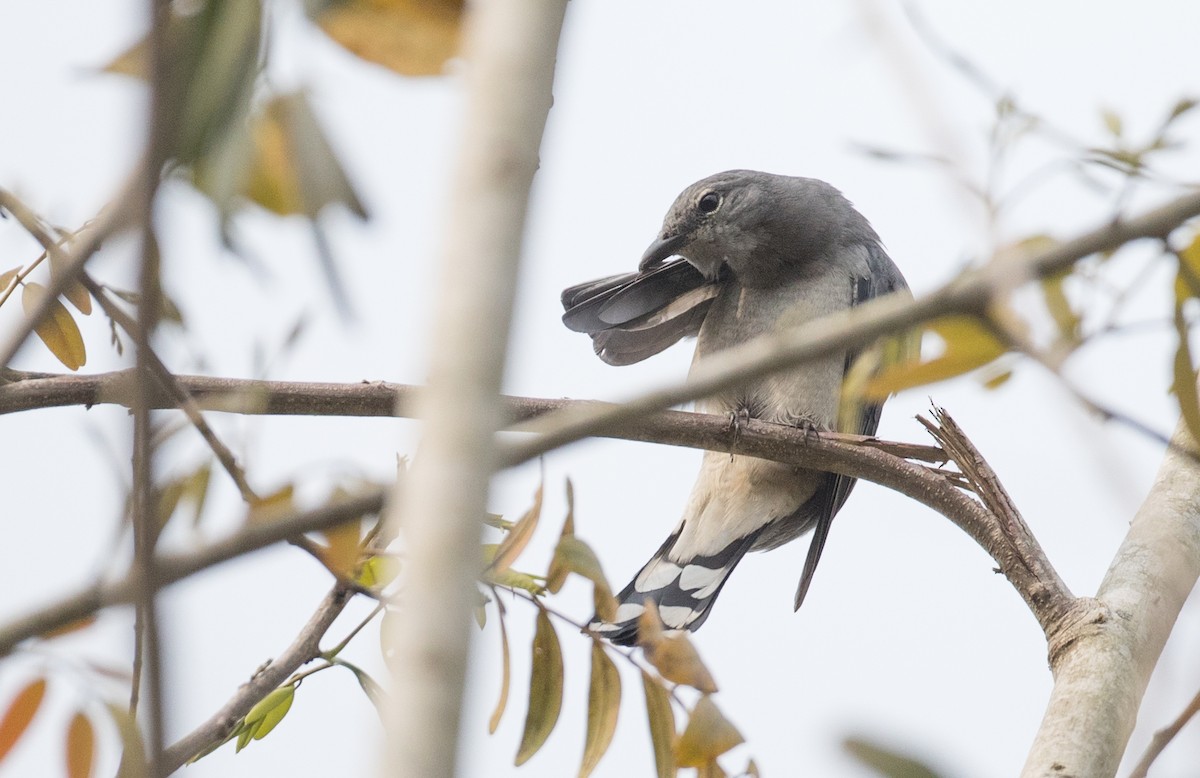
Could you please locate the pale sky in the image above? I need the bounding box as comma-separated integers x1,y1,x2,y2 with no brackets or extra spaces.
2,1,1200,777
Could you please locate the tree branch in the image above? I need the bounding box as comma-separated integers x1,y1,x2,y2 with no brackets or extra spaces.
1021,419,1200,777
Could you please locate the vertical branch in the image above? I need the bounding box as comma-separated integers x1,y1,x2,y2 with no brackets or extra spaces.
1021,420,1200,777
379,1,568,776
130,1,173,774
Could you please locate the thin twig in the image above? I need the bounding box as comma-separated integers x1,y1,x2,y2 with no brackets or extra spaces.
1128,686,1200,778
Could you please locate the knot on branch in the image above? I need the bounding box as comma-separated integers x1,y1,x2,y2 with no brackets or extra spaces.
1045,596,1109,669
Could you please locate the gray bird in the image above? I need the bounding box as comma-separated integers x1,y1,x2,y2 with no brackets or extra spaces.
560,170,911,645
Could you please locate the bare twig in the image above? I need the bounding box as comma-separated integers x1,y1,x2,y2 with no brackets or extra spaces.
1128,686,1200,778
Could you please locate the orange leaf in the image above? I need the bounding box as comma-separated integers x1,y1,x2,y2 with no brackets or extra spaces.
23,282,86,370
66,711,95,778
40,615,98,641
0,678,46,763
317,0,464,76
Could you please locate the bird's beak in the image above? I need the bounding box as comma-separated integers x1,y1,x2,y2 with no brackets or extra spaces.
638,232,686,272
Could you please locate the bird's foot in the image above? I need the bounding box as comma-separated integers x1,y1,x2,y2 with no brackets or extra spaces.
726,407,752,459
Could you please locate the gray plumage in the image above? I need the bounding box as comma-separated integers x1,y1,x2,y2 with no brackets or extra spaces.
561,170,910,645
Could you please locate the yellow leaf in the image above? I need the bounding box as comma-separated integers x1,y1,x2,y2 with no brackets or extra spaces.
23,282,86,370
246,485,295,525
549,537,616,621
0,266,22,294
100,35,148,78
579,641,621,777
106,703,147,778
1171,274,1200,448
240,685,295,748
674,695,744,769
356,555,401,588
487,483,543,577
1178,233,1200,296
47,247,92,315
488,608,511,734
65,711,95,778
515,609,563,765
317,0,464,77
638,603,717,694
641,671,676,778
0,678,46,763
545,479,576,593
317,519,364,577
863,316,1005,399
1040,270,1080,346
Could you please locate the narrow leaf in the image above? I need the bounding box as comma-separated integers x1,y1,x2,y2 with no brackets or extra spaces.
40,615,97,640
638,604,717,693
0,678,46,763
844,735,945,778
1178,234,1200,295
515,609,564,765
1040,270,1081,345
23,282,86,370
579,641,621,777
1171,275,1200,446
244,685,295,742
488,483,543,577
674,695,744,768
489,607,512,734
641,671,676,778
106,702,146,778
545,479,577,593
47,246,92,315
65,711,95,778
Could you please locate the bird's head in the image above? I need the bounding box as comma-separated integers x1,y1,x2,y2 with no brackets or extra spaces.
639,170,877,287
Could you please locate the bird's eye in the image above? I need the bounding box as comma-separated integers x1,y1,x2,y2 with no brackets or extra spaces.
697,192,721,213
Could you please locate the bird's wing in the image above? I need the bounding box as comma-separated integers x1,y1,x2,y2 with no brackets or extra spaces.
561,258,721,365
794,242,910,609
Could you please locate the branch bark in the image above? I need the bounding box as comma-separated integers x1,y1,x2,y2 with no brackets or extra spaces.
378,2,568,777
1021,420,1200,778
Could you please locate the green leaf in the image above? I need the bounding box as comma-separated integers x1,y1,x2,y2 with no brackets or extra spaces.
515,609,564,765
357,555,401,588
844,736,945,778
579,642,621,777
641,671,676,778
1040,270,1081,346
864,316,1006,398
489,606,511,734
23,282,86,370
674,695,744,768
238,685,295,750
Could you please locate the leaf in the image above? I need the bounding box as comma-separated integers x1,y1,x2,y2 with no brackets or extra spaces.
1101,108,1123,138
1040,270,1081,346
638,603,717,694
238,685,295,750
549,537,616,621
844,736,945,778
641,671,676,778
545,479,576,593
515,609,564,765
489,606,511,734
1171,275,1200,447
0,678,46,763
100,35,148,78
23,282,86,370
863,316,1006,399
487,483,543,578
316,518,364,577
333,659,388,720
316,0,464,76
65,711,95,778
579,641,621,778
488,569,546,595
674,695,744,768
0,266,22,294
1177,234,1200,295
356,555,401,588
106,702,147,778
39,615,98,641
46,245,92,315
183,461,214,529
246,484,295,525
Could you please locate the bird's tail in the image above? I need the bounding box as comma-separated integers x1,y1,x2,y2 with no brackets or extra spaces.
589,528,763,646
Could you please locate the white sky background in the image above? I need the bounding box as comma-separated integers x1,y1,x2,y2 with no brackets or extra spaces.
2,1,1200,777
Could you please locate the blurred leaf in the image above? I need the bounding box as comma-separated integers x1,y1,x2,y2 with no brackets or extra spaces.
246,484,295,525
840,326,921,432
844,736,945,778
484,512,513,531
316,518,364,577
23,282,86,370
183,461,213,529
1100,108,1123,138
39,615,98,641
1171,275,1200,447
487,569,546,596
46,245,92,315
0,266,20,295
487,483,543,578
980,367,1013,390
515,609,563,765
489,606,511,734
744,758,761,777
356,555,401,588
697,760,729,778
316,0,464,76
864,316,1006,399
333,659,388,720
156,478,186,532
638,603,717,694
0,678,46,763
238,685,295,751
674,695,744,768
1166,97,1198,123
1178,234,1200,295
106,703,147,778
579,641,621,778
1040,270,1081,346
65,711,95,778
100,35,148,77
641,671,676,778
551,537,617,622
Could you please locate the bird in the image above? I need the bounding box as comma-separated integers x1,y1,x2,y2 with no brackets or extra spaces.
560,170,912,645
